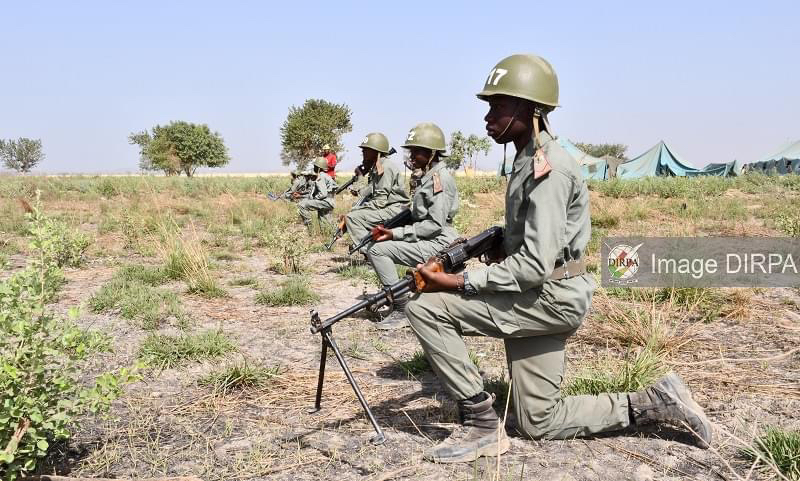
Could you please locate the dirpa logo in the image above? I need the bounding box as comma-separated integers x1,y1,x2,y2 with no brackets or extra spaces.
607,243,643,284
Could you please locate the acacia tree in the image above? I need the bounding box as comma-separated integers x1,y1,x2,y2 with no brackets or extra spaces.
129,121,229,177
280,99,352,169
573,141,628,161
447,131,492,172
0,138,44,173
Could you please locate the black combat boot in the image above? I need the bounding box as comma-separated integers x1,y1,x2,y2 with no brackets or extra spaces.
628,372,713,448
374,293,409,330
424,392,510,463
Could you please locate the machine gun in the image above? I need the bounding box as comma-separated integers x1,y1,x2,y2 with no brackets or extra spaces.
308,226,504,444
347,207,413,255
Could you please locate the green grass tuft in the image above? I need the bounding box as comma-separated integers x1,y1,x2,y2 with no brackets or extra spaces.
199,361,281,394
255,276,320,306
88,275,187,330
563,347,666,396
139,330,236,369
398,350,431,377
742,427,800,480
229,276,259,287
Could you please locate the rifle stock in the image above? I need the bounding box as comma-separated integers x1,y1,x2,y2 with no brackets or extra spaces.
348,207,413,255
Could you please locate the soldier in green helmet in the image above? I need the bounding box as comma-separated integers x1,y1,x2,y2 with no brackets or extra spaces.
345,133,410,252
366,122,460,329
296,157,338,231
281,169,309,201
404,54,713,463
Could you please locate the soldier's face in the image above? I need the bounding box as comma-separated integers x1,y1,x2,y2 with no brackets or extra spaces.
361,147,379,165
484,95,529,143
407,147,433,169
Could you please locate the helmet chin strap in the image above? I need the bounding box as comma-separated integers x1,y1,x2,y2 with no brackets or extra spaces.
495,100,521,177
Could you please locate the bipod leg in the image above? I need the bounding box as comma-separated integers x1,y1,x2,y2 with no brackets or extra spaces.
308,334,328,414
322,327,386,445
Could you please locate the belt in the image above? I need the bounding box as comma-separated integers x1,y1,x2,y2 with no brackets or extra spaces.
549,258,586,281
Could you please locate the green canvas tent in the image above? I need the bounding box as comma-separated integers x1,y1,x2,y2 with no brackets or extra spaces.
745,140,800,174
616,141,699,178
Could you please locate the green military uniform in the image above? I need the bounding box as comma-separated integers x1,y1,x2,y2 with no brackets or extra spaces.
345,157,410,247
367,160,459,287
406,131,633,440
283,172,309,200
297,168,337,227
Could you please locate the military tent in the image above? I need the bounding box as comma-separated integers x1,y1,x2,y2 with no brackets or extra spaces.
745,140,800,174
686,159,742,177
616,141,699,179
556,138,609,180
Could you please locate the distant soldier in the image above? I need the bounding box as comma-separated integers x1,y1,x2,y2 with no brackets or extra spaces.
296,157,338,231
345,133,410,253
405,54,712,463
366,123,460,329
281,170,309,200
322,144,338,179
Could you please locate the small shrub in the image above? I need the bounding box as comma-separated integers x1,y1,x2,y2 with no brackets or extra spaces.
26,199,91,268
199,361,281,395
484,376,511,411
255,276,319,306
260,224,310,274
591,211,620,229
138,330,236,369
229,276,258,287
777,213,800,237
741,427,800,480
0,202,137,480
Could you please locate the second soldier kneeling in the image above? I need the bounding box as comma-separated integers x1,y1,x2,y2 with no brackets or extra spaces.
367,122,459,330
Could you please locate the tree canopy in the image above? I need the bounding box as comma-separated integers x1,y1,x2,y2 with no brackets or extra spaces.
0,138,44,173
573,141,628,161
280,99,352,169
447,131,492,171
129,121,229,177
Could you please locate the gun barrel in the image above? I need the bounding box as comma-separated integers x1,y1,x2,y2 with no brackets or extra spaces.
310,276,413,333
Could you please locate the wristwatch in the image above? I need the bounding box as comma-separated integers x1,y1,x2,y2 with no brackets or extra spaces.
462,272,478,297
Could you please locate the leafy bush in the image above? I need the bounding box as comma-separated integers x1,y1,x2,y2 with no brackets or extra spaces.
26,196,91,268
776,213,800,237
0,202,136,480
260,224,310,274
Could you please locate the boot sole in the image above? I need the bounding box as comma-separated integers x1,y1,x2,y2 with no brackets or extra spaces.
426,437,511,464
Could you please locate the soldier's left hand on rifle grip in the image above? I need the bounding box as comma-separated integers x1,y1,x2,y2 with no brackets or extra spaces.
414,259,461,293
371,225,393,242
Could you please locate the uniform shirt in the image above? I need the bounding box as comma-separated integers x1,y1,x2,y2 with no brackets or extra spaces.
325,153,337,179
390,161,459,242
468,131,590,293
353,158,410,210
311,171,338,206
283,175,308,198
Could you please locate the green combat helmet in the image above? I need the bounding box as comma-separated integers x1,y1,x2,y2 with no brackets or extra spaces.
402,122,448,155
313,156,328,170
359,132,391,154
476,54,559,108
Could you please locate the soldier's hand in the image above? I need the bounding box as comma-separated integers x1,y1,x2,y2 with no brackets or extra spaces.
349,187,359,196
291,192,301,200
415,260,461,293
371,225,393,242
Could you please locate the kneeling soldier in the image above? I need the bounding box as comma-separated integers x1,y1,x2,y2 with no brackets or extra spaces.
346,133,410,252
297,157,338,231
367,122,460,330
406,54,713,463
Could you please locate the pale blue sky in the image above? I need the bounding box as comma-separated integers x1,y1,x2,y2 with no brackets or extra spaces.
1,1,798,173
